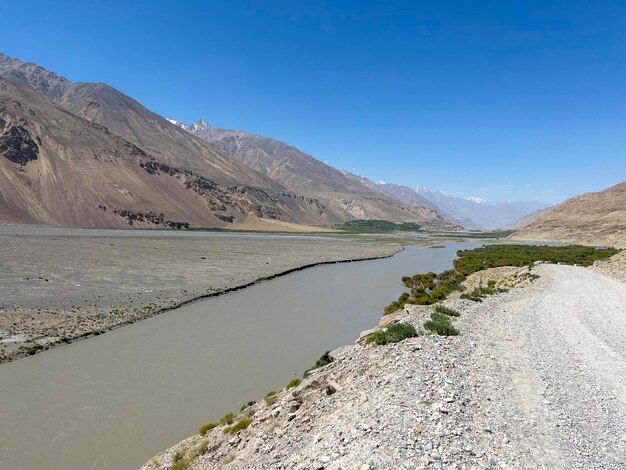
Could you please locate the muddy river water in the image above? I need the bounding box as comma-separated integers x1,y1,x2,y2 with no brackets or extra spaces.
0,242,478,470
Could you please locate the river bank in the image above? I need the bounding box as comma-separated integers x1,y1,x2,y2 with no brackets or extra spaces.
142,263,626,470
0,229,404,364
1,242,481,470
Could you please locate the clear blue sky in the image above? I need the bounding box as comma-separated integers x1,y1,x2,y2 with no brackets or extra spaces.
1,1,624,204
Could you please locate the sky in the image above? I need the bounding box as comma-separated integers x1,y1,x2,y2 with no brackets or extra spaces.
1,0,624,204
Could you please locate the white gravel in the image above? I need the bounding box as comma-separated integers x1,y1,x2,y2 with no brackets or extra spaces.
142,264,626,470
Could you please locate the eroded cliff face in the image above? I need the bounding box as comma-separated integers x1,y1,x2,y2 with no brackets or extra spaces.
0,121,39,165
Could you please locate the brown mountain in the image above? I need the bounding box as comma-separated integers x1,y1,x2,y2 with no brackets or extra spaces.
175,120,454,226
0,52,454,229
513,182,626,248
0,77,345,228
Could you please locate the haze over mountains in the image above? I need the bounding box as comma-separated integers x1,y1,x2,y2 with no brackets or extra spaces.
0,52,452,230
376,182,551,229
172,118,552,230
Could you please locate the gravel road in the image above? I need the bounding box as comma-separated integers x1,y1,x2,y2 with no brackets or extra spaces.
142,264,626,469
468,264,626,469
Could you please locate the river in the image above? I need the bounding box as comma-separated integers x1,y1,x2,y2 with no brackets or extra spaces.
0,242,478,470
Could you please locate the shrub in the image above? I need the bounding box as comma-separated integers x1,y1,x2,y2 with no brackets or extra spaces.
304,351,335,376
366,322,418,346
224,418,253,435
264,391,278,406
198,422,218,436
460,285,507,302
173,449,185,463
424,312,459,336
240,400,255,412
220,412,234,425
197,440,208,456
433,305,460,317
314,351,333,369
384,245,618,314
286,378,301,389
169,459,188,470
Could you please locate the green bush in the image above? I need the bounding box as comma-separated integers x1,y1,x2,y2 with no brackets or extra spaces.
453,244,618,276
240,400,256,412
366,322,418,346
424,312,459,336
220,412,234,425
286,378,301,389
264,391,278,406
223,418,253,435
304,351,335,376
433,305,460,317
169,459,188,470
384,244,618,315
173,449,185,463
314,351,333,369
460,285,507,302
198,422,218,436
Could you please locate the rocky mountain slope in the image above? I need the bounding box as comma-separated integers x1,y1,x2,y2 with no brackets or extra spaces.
172,119,453,226
504,207,552,230
0,52,453,228
0,53,278,188
513,182,626,248
0,77,343,228
376,182,550,230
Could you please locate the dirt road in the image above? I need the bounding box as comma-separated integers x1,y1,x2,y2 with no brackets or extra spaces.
470,264,626,469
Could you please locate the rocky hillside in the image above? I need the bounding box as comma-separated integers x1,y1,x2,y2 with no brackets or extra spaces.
0,52,455,229
0,53,279,188
504,207,552,230
0,78,342,228
513,182,626,248
173,119,454,226
142,263,626,469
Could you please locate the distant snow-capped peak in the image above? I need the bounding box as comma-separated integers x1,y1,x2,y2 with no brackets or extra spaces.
416,186,450,197
166,118,213,133
189,119,212,133
376,180,386,185
467,196,487,204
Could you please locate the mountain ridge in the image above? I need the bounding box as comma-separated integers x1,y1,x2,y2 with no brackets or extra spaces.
376,181,550,229
170,118,457,227
512,182,626,248
0,77,344,228
0,52,455,229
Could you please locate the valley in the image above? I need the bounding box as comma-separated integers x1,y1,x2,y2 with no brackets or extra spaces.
0,226,404,364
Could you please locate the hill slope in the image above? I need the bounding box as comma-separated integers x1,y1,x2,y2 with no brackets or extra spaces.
0,53,278,188
174,119,454,226
0,53,454,228
0,78,341,228
513,182,626,248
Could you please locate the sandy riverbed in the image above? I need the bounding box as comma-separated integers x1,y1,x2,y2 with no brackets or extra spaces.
0,227,403,363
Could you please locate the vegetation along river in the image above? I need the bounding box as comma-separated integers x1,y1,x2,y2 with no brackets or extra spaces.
0,241,479,470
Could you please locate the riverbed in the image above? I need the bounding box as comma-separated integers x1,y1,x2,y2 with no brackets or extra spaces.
0,242,478,470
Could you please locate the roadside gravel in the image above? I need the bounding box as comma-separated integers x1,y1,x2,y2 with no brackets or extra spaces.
142,264,626,469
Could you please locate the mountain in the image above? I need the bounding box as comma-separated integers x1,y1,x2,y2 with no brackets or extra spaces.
0,77,352,228
171,119,455,227
513,182,626,248
375,182,550,229
0,53,278,188
0,54,450,228
504,207,552,231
